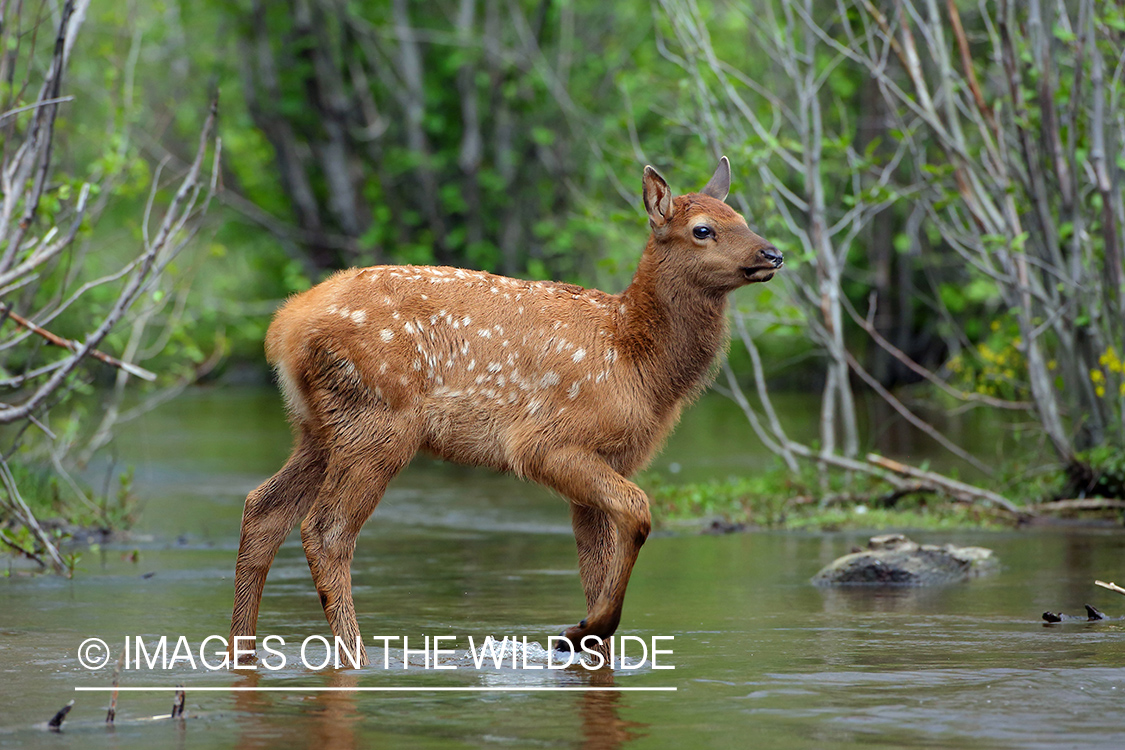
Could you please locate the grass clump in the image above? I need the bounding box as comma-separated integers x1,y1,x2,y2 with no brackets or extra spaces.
642,464,1015,532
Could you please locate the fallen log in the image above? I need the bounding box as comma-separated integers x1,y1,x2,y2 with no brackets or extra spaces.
865,454,1025,515
1032,498,1125,513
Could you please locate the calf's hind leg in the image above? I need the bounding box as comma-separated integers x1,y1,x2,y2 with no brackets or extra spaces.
229,431,327,661
300,417,416,668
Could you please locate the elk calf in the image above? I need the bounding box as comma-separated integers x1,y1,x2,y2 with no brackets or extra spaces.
229,158,782,666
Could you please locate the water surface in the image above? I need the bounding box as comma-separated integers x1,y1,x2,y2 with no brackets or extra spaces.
1,388,1123,748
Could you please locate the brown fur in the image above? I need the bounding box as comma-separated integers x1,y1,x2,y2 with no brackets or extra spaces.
228,159,782,666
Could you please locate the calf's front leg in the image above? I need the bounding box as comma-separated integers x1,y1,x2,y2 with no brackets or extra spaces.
527,447,652,649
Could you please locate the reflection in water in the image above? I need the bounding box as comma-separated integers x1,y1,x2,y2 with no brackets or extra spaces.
233,671,361,750
229,665,644,750
232,672,272,750
308,672,361,750
816,586,950,616
579,670,646,750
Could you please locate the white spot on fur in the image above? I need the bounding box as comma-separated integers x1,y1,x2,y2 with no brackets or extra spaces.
381,329,394,342
568,381,581,399
487,362,502,373
540,371,560,388
572,348,586,362
351,310,366,324
478,329,492,339
605,348,617,364
404,322,416,334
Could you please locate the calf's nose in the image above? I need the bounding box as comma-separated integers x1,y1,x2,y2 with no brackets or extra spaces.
760,245,784,268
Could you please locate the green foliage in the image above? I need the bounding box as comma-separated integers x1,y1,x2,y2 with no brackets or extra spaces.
1073,443,1125,500
1,459,138,538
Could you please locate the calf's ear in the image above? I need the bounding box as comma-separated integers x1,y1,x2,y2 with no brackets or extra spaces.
700,156,731,202
642,165,674,230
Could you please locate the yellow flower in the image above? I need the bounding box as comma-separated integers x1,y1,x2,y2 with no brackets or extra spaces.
1096,385,1106,398
1090,369,1104,383
990,321,1001,332
1047,359,1057,371
1120,382,1125,397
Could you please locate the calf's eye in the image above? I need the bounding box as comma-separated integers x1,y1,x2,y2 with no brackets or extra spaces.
692,225,713,240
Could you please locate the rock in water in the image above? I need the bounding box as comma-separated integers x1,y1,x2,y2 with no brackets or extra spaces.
811,533,998,586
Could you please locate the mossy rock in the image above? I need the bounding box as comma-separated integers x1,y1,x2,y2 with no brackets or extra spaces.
812,533,998,586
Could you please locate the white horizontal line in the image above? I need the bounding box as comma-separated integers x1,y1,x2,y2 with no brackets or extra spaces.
75,686,675,693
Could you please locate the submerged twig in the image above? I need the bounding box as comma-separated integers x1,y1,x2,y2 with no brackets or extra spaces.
1095,580,1125,596
47,700,73,730
171,686,185,719
106,643,127,723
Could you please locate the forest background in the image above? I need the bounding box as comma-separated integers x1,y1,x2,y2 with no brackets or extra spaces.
2,0,1124,572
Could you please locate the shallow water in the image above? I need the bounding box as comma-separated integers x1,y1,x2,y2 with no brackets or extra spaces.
2,388,1124,748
